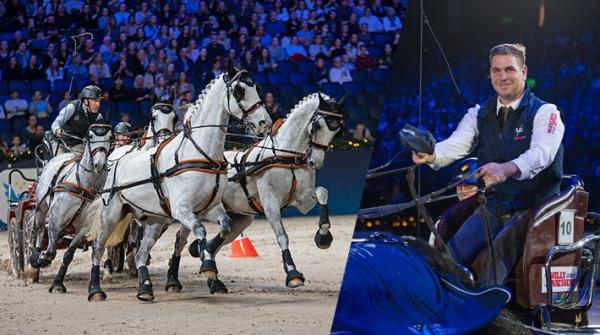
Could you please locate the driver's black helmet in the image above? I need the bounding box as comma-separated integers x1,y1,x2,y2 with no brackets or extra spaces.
80,85,103,100
114,121,132,134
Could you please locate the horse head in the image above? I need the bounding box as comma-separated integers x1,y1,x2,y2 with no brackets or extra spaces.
224,62,272,135
150,92,177,139
307,93,345,168
86,123,112,173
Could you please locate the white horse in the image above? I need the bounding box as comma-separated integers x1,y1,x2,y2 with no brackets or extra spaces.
87,65,272,302
27,124,112,293
164,93,345,293
108,94,179,166
104,95,178,275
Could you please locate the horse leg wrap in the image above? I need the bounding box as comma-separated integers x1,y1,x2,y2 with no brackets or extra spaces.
63,248,75,265
134,224,144,249
282,249,296,272
206,234,225,254
88,265,107,301
319,204,330,228
200,259,218,275
136,266,155,301
165,255,183,292
282,250,305,287
49,248,75,293
29,248,42,268
49,264,69,293
188,238,207,259
207,278,228,294
314,204,333,249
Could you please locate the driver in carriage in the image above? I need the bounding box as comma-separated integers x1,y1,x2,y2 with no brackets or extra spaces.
114,121,133,147
411,42,565,288
51,85,104,155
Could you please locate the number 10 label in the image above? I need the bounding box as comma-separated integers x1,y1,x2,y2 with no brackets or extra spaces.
558,209,576,245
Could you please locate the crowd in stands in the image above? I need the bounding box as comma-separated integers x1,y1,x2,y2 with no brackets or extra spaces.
0,0,406,161
371,25,600,212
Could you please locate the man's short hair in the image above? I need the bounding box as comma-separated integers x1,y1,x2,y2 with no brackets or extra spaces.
489,43,526,66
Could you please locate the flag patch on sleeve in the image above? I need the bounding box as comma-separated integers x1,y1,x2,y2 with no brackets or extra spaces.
547,113,558,134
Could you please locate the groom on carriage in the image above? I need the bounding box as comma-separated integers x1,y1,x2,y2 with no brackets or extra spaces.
51,85,105,156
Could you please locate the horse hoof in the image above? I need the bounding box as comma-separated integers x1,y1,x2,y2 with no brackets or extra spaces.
136,292,155,302
88,291,107,302
165,285,182,293
286,270,306,288
165,277,182,293
49,282,67,293
207,278,228,294
202,270,218,281
25,266,40,282
314,230,333,249
287,278,305,288
137,280,154,302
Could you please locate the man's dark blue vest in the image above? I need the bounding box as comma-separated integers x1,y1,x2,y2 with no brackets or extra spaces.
476,87,563,214
61,100,102,147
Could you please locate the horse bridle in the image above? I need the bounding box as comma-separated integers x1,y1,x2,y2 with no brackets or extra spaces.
149,102,176,139
86,124,112,160
224,70,265,121
309,109,344,153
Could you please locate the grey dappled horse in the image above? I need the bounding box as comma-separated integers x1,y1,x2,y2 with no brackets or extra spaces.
86,65,272,302
164,93,345,293
28,124,112,293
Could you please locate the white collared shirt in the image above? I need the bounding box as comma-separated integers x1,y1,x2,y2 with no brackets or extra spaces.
496,95,523,115
430,94,565,181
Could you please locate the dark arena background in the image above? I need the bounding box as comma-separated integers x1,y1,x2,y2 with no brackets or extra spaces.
357,0,600,238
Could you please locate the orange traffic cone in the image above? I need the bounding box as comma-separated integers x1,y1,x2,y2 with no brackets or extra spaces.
229,234,259,258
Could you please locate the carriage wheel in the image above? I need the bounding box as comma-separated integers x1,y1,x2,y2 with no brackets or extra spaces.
110,243,125,273
8,217,24,278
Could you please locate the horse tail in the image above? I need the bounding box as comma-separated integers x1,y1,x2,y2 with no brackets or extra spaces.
104,213,132,247
84,197,104,241
85,197,132,247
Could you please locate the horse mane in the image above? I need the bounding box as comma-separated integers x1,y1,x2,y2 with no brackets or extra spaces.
183,72,224,124
272,93,335,138
287,92,335,117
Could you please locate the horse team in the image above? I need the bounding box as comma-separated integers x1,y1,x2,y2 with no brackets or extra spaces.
22,64,346,302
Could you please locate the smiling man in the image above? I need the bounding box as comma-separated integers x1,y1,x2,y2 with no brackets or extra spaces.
411,43,565,287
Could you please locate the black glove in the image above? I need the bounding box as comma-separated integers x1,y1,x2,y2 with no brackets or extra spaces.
398,124,436,155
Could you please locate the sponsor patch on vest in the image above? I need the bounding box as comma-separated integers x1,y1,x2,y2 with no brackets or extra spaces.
513,125,525,140
547,112,558,134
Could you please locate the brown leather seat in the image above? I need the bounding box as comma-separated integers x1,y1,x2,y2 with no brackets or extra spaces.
515,183,588,308
471,177,588,308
